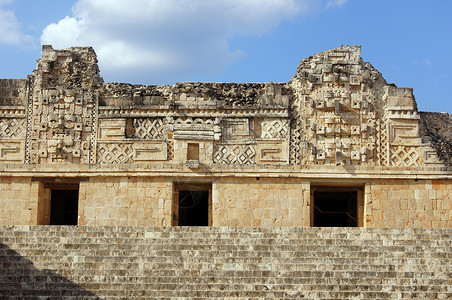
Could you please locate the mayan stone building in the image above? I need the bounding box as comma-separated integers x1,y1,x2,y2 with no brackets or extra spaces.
0,44,450,228
0,45,451,298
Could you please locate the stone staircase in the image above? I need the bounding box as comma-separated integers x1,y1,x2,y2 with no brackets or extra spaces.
0,226,451,299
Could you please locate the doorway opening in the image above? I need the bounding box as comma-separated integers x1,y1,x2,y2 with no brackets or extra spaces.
173,182,211,226
50,189,79,225
36,180,81,225
311,185,363,227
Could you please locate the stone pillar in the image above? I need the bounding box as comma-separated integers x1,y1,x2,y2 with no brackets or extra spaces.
301,180,311,227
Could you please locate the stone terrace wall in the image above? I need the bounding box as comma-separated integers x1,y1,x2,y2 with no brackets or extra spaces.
213,177,308,226
367,179,452,228
79,177,172,226
0,226,450,299
0,177,35,225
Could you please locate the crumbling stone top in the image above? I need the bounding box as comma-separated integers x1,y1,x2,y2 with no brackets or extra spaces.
291,45,386,87
419,112,452,165
100,81,291,108
32,45,103,90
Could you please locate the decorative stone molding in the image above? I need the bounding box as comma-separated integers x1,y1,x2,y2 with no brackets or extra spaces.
0,45,448,167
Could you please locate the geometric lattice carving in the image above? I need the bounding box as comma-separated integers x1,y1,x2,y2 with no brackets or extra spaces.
89,93,98,164
133,118,165,140
380,120,389,166
97,143,133,164
261,119,289,139
375,118,390,166
289,119,301,165
167,140,174,160
390,146,420,167
0,119,26,138
213,144,256,164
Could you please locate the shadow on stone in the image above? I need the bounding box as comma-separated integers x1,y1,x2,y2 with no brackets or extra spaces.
0,242,101,299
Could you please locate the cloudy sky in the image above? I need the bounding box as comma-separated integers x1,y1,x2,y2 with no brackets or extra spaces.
0,0,451,113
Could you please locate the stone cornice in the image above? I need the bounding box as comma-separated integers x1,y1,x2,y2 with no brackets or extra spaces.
98,107,289,118
1,162,451,179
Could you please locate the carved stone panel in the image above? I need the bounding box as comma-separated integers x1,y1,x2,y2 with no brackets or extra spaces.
422,146,443,165
0,119,26,138
99,119,126,139
0,118,26,162
222,119,251,142
134,118,165,140
97,142,133,164
260,119,289,139
26,89,95,164
167,117,217,140
256,141,289,164
390,146,421,167
213,144,256,164
97,141,167,164
389,120,420,145
133,142,167,161
0,141,23,162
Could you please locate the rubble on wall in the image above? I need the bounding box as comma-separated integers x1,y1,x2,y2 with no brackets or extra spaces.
0,79,28,106
419,112,452,165
32,45,103,90
100,81,291,108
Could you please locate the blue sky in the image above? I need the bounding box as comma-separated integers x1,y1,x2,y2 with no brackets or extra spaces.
0,0,451,113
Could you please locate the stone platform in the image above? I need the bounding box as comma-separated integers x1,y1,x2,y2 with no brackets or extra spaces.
0,226,450,299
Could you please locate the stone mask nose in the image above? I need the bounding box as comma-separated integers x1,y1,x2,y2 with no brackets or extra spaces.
58,115,64,129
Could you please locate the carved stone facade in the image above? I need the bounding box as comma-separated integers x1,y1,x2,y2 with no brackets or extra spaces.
0,45,451,228
1,45,446,168
288,46,442,168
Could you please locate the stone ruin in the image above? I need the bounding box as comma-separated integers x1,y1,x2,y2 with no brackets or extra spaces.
0,45,450,228
0,45,451,299
1,45,450,168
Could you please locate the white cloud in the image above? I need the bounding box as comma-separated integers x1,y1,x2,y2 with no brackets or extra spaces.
424,58,432,66
326,0,348,9
0,1,33,45
0,0,13,6
41,0,336,83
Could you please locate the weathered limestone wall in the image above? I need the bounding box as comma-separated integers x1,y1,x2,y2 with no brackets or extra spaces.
367,179,452,228
213,177,308,226
0,177,33,225
2,176,450,228
1,226,450,299
79,177,172,226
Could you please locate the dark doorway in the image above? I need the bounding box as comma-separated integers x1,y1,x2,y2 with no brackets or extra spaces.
173,182,211,226
50,189,79,225
313,191,357,227
178,190,209,226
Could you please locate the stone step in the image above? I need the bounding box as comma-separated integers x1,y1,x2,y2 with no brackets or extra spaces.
0,226,450,299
